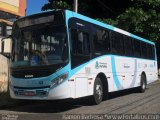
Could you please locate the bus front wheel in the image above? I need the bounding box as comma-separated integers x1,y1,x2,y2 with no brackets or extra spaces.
91,77,103,105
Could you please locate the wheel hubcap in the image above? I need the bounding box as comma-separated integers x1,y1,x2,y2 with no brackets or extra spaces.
142,81,145,90
96,85,102,100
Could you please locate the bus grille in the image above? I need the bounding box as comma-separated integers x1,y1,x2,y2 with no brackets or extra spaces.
14,89,48,96
11,69,53,78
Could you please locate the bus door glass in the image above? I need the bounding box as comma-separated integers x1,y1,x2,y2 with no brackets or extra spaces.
69,18,91,69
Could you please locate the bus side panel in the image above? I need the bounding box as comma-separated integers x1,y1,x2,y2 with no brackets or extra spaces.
112,56,136,90
145,60,158,84
112,56,158,90
69,56,115,98
68,56,158,99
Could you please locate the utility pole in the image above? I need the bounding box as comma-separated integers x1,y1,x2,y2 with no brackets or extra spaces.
73,0,78,13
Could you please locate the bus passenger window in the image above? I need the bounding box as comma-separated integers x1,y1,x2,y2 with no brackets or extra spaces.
70,29,90,69
124,36,133,56
133,40,141,57
77,32,90,55
147,44,155,60
141,42,147,59
93,27,110,55
70,29,77,54
111,32,124,55
70,29,90,55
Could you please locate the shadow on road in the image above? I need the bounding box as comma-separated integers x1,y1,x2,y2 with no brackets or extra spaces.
108,87,144,99
3,99,82,113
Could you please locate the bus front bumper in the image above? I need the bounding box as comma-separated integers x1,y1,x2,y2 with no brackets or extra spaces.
9,81,71,100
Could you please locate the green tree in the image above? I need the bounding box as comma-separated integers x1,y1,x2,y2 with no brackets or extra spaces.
41,0,89,15
99,0,160,41
41,0,71,11
116,0,160,41
96,18,118,26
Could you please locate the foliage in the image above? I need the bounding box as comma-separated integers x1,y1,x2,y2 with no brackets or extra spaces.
42,0,71,11
96,18,118,26
99,0,160,41
116,0,160,41
42,0,89,14
132,0,160,9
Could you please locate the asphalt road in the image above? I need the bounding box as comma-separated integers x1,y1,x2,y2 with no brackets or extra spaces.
0,81,160,120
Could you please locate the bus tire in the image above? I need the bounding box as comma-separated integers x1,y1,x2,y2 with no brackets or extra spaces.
138,74,147,93
91,77,103,105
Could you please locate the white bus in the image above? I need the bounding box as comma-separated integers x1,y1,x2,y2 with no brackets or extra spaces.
0,10,158,104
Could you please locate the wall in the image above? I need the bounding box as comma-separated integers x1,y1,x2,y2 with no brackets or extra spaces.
0,0,26,16
0,54,8,94
0,0,26,101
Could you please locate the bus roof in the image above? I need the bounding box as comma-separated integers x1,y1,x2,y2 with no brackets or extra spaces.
65,10,154,45
17,10,154,45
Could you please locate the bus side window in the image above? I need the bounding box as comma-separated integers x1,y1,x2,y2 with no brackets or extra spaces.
70,29,90,55
151,45,156,60
133,39,141,58
147,44,155,60
77,31,90,55
70,29,90,69
111,32,124,55
141,42,147,59
93,27,110,55
70,29,78,54
124,36,133,56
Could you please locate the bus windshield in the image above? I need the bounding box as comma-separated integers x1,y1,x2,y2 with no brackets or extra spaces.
11,24,68,68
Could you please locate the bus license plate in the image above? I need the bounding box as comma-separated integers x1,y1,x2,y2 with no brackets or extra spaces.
24,91,36,96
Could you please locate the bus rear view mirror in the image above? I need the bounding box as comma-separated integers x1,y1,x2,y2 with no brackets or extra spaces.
0,37,12,58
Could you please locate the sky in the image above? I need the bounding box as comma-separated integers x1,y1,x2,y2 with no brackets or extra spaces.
26,0,48,15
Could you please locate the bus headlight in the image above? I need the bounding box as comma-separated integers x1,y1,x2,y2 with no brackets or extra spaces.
50,72,68,88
